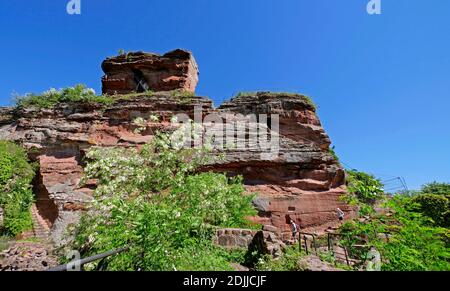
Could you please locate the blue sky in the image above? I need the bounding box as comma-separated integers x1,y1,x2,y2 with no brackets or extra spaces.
0,0,449,189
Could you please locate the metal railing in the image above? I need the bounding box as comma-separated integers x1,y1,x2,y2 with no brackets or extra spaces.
47,246,129,271
327,232,351,266
298,232,318,255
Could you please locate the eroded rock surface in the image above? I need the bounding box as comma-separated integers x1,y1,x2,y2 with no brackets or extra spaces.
102,49,199,95
0,50,352,245
0,242,57,271
298,255,344,271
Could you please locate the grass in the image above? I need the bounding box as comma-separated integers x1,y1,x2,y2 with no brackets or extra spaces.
14,84,201,110
14,85,161,109
15,84,115,109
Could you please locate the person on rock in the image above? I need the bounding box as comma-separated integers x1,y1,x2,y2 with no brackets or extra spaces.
337,208,345,222
290,219,299,242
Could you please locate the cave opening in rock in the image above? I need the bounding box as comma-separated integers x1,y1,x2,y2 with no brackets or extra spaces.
33,171,59,229
133,69,149,93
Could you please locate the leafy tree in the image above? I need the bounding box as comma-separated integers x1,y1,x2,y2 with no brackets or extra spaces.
346,170,384,204
411,194,449,227
0,141,35,236
341,170,385,216
420,182,450,197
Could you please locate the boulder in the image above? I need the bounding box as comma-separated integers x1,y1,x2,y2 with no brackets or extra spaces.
101,49,199,95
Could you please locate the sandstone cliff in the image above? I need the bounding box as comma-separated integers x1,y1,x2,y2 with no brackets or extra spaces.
0,50,352,244
101,49,199,95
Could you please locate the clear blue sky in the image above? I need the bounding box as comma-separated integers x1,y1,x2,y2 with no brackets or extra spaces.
0,0,449,189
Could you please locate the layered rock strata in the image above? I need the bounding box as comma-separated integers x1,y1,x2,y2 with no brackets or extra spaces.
0,50,352,244
101,49,199,95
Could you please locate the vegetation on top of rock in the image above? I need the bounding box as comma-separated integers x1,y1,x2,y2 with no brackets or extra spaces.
0,141,35,236
13,84,202,110
69,130,257,271
14,84,115,109
235,91,317,111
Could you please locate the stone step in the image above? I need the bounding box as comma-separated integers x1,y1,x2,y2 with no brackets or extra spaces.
30,204,50,241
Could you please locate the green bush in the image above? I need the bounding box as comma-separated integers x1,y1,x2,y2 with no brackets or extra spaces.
0,141,35,236
344,170,384,205
339,196,450,271
411,194,449,227
420,182,450,197
71,132,257,271
15,84,114,109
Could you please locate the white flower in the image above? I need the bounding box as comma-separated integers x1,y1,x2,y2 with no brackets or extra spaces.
84,88,96,95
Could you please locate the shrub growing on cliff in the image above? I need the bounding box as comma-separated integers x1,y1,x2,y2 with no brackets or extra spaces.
71,132,257,271
0,141,35,236
15,84,113,109
340,170,385,216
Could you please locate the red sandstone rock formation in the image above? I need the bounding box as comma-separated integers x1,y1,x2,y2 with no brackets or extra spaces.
101,49,199,95
0,50,353,245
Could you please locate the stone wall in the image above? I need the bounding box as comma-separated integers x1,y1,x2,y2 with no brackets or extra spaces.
213,228,286,258
213,228,258,249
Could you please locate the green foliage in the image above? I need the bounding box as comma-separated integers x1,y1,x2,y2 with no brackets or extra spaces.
255,247,306,271
339,196,450,271
71,133,257,271
343,170,384,207
411,194,449,227
15,84,114,109
420,182,450,197
0,141,35,236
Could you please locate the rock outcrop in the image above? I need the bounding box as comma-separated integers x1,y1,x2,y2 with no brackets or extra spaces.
101,49,199,95
0,50,352,245
298,255,344,271
212,92,350,236
214,228,258,249
0,242,57,271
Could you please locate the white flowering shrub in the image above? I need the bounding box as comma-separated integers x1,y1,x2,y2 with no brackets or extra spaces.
72,132,257,270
